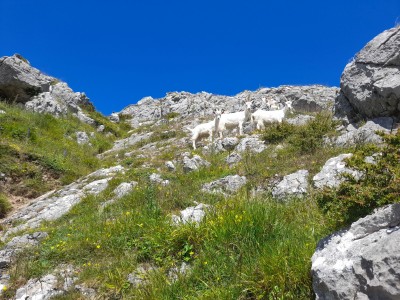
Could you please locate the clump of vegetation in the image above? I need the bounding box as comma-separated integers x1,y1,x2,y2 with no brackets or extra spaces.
317,130,400,229
0,193,11,218
0,102,129,204
262,111,338,153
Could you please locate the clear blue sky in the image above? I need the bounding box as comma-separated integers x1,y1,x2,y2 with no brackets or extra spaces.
1,0,399,115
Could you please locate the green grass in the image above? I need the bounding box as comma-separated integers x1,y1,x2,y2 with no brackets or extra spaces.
0,102,128,205
2,107,398,299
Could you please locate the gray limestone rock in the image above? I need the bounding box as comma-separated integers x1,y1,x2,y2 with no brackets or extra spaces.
113,182,138,199
1,166,124,239
172,203,210,225
221,137,240,151
339,26,400,119
202,175,247,196
0,54,94,119
118,86,338,127
334,118,394,147
286,115,314,126
0,232,48,269
312,203,400,299
76,131,90,145
182,155,210,173
127,264,158,288
313,154,362,189
235,136,266,153
149,173,169,186
165,161,176,171
109,112,120,123
272,170,309,200
225,152,242,166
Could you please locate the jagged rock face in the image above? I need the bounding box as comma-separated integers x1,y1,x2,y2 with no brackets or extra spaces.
312,203,400,299
0,54,94,120
119,86,338,127
339,26,400,119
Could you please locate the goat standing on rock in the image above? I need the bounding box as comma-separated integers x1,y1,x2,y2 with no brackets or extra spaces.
251,101,293,130
214,96,253,138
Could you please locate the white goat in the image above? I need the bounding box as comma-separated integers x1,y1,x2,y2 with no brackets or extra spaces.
214,98,252,138
189,121,215,149
251,101,293,130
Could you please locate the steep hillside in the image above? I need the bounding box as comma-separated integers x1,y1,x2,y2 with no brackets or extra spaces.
0,25,399,300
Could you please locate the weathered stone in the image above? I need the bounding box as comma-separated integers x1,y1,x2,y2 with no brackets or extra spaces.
1,166,124,239
221,137,240,151
76,131,90,145
182,155,210,173
109,112,120,123
286,115,314,126
272,170,309,200
0,232,48,269
119,86,338,127
235,136,266,153
225,152,242,166
113,182,138,199
149,173,169,186
313,154,362,189
172,203,210,225
312,203,400,299
334,118,394,147
168,262,191,282
127,264,158,287
339,26,400,119
202,175,247,196
97,124,105,132
165,161,176,171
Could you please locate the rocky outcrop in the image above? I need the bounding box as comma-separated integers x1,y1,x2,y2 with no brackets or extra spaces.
119,86,338,127
202,175,247,196
0,54,94,122
182,155,210,173
338,26,400,120
235,136,267,153
312,203,400,299
313,154,362,189
333,117,394,147
1,166,124,239
171,203,210,225
272,170,309,200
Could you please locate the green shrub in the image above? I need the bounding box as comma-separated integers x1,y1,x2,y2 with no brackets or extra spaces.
317,131,400,229
0,193,12,218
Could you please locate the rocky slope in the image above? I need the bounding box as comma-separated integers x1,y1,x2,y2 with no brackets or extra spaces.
0,26,399,299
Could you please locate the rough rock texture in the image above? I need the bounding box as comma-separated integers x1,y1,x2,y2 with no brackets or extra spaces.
165,161,176,171
221,137,240,151
339,26,400,119
102,132,153,155
118,86,338,127
172,203,210,225
76,131,90,145
272,170,309,200
334,118,394,147
225,152,242,166
127,264,158,288
113,182,138,199
202,175,247,196
149,173,170,186
15,265,78,300
1,166,124,239
235,136,266,153
182,155,211,173
286,115,314,126
312,203,400,299
0,54,94,121
313,154,362,189
0,232,48,269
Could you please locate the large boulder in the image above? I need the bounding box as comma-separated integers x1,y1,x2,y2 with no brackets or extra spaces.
271,170,309,200
0,54,94,121
312,203,400,299
339,26,400,120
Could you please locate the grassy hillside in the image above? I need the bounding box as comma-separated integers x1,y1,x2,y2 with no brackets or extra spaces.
0,102,130,215
1,106,399,299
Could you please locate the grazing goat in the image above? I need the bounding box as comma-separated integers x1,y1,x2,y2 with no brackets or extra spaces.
251,101,293,130
214,98,252,138
189,121,215,149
